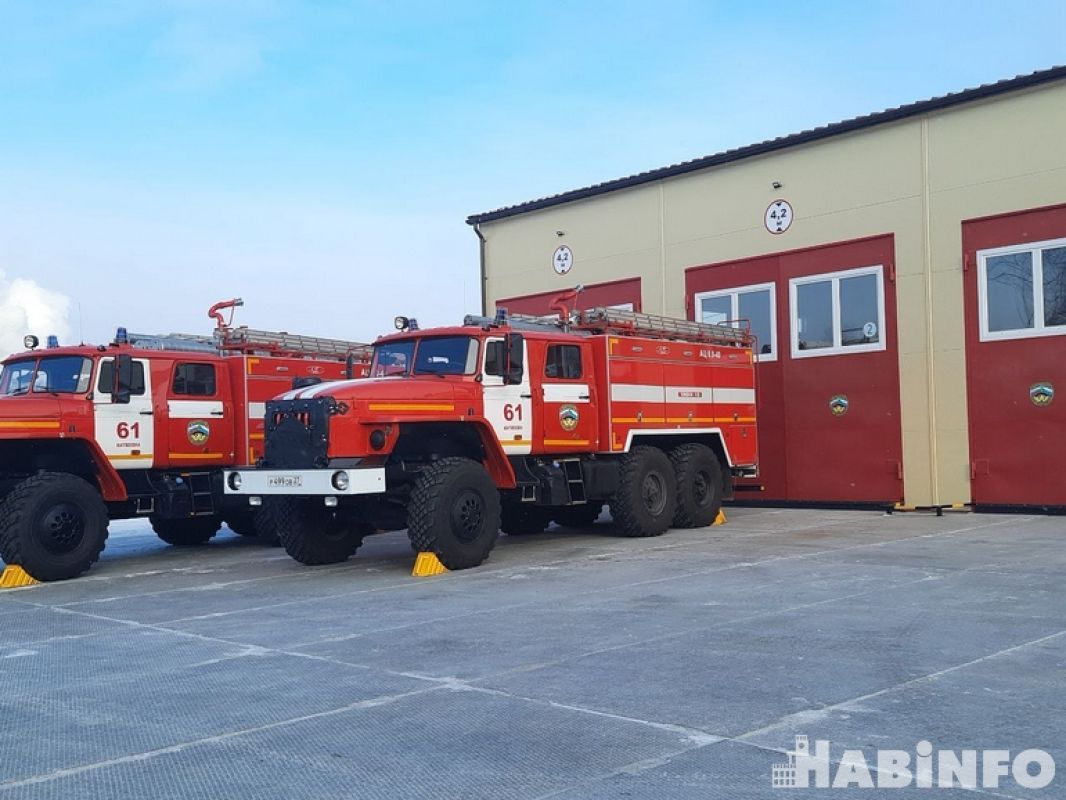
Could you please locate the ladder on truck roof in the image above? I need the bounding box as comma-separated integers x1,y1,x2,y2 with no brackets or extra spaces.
216,326,373,360
579,307,752,347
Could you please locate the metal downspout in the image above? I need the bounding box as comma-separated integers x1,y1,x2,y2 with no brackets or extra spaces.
473,223,488,317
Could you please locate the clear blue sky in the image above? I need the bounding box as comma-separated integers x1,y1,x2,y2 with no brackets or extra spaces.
0,0,1063,346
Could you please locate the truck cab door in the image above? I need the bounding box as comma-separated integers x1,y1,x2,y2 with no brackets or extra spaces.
481,336,532,455
538,341,598,452
93,357,155,469
163,361,234,468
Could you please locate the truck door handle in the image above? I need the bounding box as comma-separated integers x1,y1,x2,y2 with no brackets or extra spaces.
210,411,225,416
139,411,154,416
520,393,533,399
579,394,590,400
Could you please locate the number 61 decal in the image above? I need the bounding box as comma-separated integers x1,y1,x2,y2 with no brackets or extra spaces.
503,403,523,421
116,421,141,439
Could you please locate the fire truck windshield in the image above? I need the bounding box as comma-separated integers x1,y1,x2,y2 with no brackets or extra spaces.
371,336,479,378
0,356,94,396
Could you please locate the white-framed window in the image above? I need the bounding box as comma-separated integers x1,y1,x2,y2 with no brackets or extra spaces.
695,282,777,361
977,237,1066,342
789,265,886,358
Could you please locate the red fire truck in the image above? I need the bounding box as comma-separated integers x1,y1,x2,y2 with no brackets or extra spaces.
0,299,371,581
224,295,759,570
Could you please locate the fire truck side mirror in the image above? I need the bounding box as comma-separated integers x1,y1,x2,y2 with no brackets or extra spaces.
113,354,133,405
504,332,524,385
344,353,356,379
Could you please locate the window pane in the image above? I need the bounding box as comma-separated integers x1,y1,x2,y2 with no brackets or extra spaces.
700,296,731,326
1043,246,1066,327
545,344,582,379
840,273,880,346
484,340,504,376
986,252,1034,332
795,281,833,350
97,360,145,395
173,363,216,395
737,289,773,356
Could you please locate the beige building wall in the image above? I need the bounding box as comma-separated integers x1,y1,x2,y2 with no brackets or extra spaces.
477,80,1066,507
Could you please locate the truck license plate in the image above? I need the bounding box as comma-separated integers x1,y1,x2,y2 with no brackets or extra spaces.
268,475,303,488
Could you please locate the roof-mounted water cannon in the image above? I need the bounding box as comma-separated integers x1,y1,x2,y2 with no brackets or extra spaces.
549,285,585,331
23,335,39,351
208,298,244,332
46,335,59,349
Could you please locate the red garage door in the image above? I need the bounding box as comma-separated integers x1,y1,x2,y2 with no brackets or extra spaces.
686,235,903,504
498,277,642,315
962,204,1066,508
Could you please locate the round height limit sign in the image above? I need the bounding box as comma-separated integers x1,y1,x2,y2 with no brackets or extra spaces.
553,245,574,275
765,200,793,234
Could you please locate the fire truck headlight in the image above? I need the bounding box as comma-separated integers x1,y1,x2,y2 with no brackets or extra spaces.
394,316,409,330
369,429,387,450
331,470,350,491
228,472,242,491
23,334,38,350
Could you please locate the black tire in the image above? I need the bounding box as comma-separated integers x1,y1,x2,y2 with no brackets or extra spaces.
253,504,282,547
273,498,366,565
609,446,677,538
669,444,725,528
500,503,550,536
553,503,603,529
151,516,221,546
408,457,501,570
0,473,109,582
224,510,259,537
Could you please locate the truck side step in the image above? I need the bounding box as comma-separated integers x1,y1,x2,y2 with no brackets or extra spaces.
561,459,586,504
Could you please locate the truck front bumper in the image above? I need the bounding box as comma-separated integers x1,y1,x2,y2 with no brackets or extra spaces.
223,467,385,496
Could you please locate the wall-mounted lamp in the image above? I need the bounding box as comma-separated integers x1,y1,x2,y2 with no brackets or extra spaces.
772,181,783,190
555,230,566,237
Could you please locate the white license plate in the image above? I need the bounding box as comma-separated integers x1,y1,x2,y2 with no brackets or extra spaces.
268,475,303,488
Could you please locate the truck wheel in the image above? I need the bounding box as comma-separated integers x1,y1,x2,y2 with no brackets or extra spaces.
0,473,109,582
500,503,549,536
610,446,677,537
669,444,724,528
553,502,603,529
151,516,221,546
253,504,282,547
273,498,365,565
408,457,501,570
224,511,259,537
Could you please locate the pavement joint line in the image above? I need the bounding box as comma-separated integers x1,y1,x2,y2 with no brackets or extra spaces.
732,628,1066,742
39,603,461,688
6,514,1037,670
458,547,1048,687
111,513,1034,626
0,683,449,792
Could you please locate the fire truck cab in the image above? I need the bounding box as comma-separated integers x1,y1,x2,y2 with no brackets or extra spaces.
225,297,759,571
0,300,371,581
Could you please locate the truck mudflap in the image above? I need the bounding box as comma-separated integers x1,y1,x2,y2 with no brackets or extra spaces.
223,467,385,496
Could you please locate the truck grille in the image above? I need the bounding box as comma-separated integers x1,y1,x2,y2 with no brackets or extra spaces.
263,398,333,468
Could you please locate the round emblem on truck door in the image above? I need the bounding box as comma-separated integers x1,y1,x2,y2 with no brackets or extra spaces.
829,395,849,417
1030,382,1054,407
187,420,210,445
559,404,579,431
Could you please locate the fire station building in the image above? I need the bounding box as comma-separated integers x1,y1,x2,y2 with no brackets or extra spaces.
467,66,1066,510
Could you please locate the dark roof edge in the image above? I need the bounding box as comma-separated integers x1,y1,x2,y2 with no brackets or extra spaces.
466,65,1066,226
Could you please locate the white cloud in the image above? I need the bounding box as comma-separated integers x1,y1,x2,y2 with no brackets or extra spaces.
0,272,72,358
